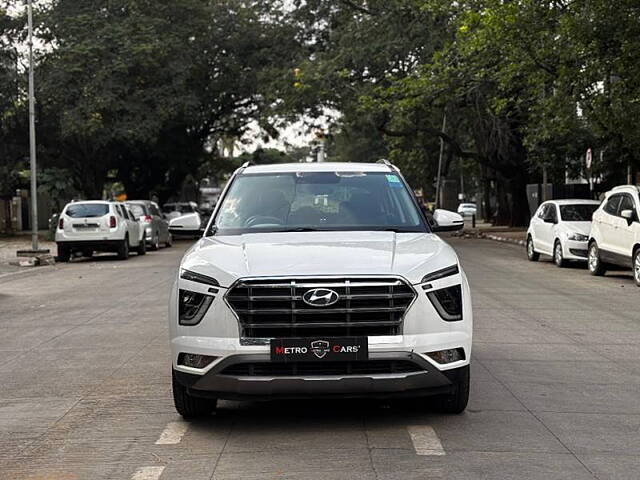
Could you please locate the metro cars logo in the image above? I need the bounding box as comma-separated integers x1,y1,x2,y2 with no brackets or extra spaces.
271,337,367,362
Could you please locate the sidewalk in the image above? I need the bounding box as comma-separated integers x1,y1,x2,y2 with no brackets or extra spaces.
0,233,56,276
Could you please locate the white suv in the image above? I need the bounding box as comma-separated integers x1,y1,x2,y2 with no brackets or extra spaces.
169,162,473,418
588,185,640,286
56,201,146,261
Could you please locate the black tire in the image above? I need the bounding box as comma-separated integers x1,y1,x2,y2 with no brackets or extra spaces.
526,236,540,262
172,371,216,418
588,241,606,276
57,244,71,262
435,365,470,414
633,248,640,287
117,236,129,260
82,249,93,259
553,240,566,268
165,233,173,248
137,236,147,256
150,232,160,251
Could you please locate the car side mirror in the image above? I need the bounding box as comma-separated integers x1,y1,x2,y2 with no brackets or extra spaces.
431,209,465,232
621,209,636,224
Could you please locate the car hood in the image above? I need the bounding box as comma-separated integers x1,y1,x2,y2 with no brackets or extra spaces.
560,221,592,236
181,231,459,287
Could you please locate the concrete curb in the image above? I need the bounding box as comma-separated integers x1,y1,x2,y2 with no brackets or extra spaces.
455,230,526,247
483,234,526,247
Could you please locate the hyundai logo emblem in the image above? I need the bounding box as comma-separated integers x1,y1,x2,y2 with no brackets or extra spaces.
302,288,339,307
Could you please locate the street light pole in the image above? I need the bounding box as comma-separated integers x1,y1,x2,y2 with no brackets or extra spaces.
27,0,39,250
434,110,447,209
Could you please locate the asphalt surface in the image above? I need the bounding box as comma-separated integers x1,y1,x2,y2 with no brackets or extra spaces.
0,237,639,480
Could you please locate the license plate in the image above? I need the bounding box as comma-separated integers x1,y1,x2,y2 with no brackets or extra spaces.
270,337,368,362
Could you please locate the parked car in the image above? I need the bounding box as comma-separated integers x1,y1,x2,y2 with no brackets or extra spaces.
165,202,204,237
457,203,477,216
588,185,640,286
527,199,601,267
169,161,472,418
55,201,146,261
127,200,172,250
162,201,199,221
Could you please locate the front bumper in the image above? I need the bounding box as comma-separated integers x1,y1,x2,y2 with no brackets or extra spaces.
173,351,462,401
563,239,589,261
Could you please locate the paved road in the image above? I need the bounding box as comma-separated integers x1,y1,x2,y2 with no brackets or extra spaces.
1,237,639,480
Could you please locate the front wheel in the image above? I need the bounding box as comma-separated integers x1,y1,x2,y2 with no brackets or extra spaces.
633,249,640,287
527,236,540,262
137,236,146,256
172,371,217,418
588,242,606,276
150,232,160,251
553,241,566,268
117,236,129,260
435,365,470,414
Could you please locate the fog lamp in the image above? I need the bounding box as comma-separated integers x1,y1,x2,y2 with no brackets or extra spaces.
177,353,218,369
426,348,465,364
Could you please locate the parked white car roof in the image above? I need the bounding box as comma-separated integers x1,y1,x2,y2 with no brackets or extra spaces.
243,162,393,174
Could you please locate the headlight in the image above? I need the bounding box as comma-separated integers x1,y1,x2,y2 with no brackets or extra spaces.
180,269,219,286
426,285,463,321
567,232,589,242
178,289,214,326
421,264,459,284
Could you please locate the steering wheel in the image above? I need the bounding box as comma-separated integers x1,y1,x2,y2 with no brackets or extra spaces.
245,215,283,227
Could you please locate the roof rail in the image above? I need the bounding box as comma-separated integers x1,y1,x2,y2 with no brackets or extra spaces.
377,158,400,172
611,185,640,192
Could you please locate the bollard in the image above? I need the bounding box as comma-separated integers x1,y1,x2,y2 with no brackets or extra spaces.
472,214,476,229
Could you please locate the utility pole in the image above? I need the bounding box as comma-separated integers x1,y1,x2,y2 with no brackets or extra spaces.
27,0,39,250
434,111,446,209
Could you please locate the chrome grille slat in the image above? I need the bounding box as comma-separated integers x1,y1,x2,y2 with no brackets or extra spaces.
226,293,415,301
242,321,402,329
233,307,408,315
226,276,416,338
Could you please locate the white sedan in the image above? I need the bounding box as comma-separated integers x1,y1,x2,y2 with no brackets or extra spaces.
457,203,477,216
527,199,601,267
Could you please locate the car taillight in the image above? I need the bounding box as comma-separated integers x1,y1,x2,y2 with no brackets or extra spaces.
143,215,152,222
58,218,64,229
109,216,117,228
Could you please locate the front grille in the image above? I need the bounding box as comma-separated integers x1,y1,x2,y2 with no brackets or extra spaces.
221,360,423,377
226,277,416,338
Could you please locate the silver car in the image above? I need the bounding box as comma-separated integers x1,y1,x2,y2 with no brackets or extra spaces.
127,200,172,250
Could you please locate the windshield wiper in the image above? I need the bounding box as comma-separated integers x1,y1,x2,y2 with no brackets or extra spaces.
275,227,327,232
374,227,423,233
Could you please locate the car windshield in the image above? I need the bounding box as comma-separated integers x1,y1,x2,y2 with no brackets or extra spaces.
65,203,109,218
559,204,599,222
211,171,427,235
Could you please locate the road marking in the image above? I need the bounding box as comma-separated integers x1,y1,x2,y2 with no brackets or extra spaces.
155,421,189,445
131,466,165,480
407,426,446,456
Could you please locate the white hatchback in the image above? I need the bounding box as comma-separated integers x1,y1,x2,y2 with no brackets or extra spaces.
527,199,601,267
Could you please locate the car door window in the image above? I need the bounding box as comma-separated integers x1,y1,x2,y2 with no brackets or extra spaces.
547,204,558,223
537,205,548,220
603,195,621,216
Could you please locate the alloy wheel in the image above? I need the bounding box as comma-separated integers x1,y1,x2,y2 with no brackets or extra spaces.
634,252,640,285
555,243,563,266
